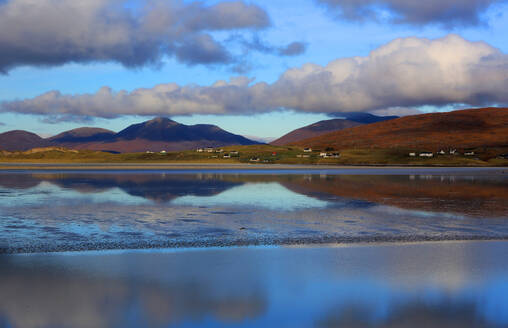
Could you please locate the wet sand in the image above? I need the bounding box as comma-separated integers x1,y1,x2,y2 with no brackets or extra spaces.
2,169,508,254
1,240,508,328
0,162,507,173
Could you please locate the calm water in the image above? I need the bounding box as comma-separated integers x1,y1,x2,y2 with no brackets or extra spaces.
1,241,508,328
1,169,508,327
0,169,507,253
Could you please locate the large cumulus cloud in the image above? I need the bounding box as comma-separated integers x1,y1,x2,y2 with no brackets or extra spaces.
316,0,507,27
2,34,508,120
0,0,303,73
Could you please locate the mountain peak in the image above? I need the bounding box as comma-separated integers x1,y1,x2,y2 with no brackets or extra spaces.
147,117,177,125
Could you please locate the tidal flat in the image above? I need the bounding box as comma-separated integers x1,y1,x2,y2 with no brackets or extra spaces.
0,168,507,327
0,168,507,253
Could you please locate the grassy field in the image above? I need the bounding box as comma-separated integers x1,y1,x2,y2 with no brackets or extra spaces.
1,145,507,166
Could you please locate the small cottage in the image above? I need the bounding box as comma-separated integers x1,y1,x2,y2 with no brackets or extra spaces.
419,152,433,158
303,148,312,152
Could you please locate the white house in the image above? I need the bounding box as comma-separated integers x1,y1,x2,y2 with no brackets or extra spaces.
438,150,446,155
160,150,167,154
205,148,214,153
223,154,231,158
196,148,204,152
230,151,239,155
419,152,433,158
409,152,416,157
449,149,457,155
303,148,312,152
319,152,327,157
464,151,475,156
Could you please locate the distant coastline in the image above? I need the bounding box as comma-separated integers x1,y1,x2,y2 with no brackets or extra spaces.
1,162,507,172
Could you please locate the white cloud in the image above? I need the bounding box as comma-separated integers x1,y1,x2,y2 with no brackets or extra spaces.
2,34,507,120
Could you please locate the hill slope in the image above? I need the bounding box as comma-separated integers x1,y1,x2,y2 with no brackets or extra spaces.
271,113,398,146
49,127,115,144
0,130,51,151
271,119,362,146
294,108,508,151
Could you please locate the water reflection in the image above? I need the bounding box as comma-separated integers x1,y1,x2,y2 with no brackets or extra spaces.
1,241,508,327
1,171,508,253
173,182,329,210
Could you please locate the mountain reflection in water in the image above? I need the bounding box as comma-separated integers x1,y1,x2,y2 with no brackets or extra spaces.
0,171,507,253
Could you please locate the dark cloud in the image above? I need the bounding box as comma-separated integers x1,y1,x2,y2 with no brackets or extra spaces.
174,34,232,65
316,0,507,27
0,0,271,73
238,36,307,57
2,35,507,120
278,42,307,56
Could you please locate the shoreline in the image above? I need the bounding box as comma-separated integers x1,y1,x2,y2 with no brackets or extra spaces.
3,234,508,255
1,162,507,171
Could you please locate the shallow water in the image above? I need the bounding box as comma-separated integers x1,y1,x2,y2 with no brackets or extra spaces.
0,169,507,253
1,241,508,328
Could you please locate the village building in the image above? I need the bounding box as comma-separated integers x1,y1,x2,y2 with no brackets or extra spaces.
230,151,239,155
438,150,446,155
464,151,475,156
205,148,214,153
196,148,204,152
160,150,167,154
303,148,312,152
409,152,416,157
223,154,231,158
320,152,340,158
419,152,433,158
449,149,457,155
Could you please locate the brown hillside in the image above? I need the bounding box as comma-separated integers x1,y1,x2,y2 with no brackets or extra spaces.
294,108,508,151
0,130,51,151
271,119,362,146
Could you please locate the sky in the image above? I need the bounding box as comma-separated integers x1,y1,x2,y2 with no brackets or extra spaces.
0,0,507,140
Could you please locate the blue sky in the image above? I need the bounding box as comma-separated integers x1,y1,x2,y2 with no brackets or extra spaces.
0,0,507,139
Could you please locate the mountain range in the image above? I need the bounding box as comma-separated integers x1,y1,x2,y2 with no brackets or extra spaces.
0,117,259,152
293,107,508,151
271,112,398,146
